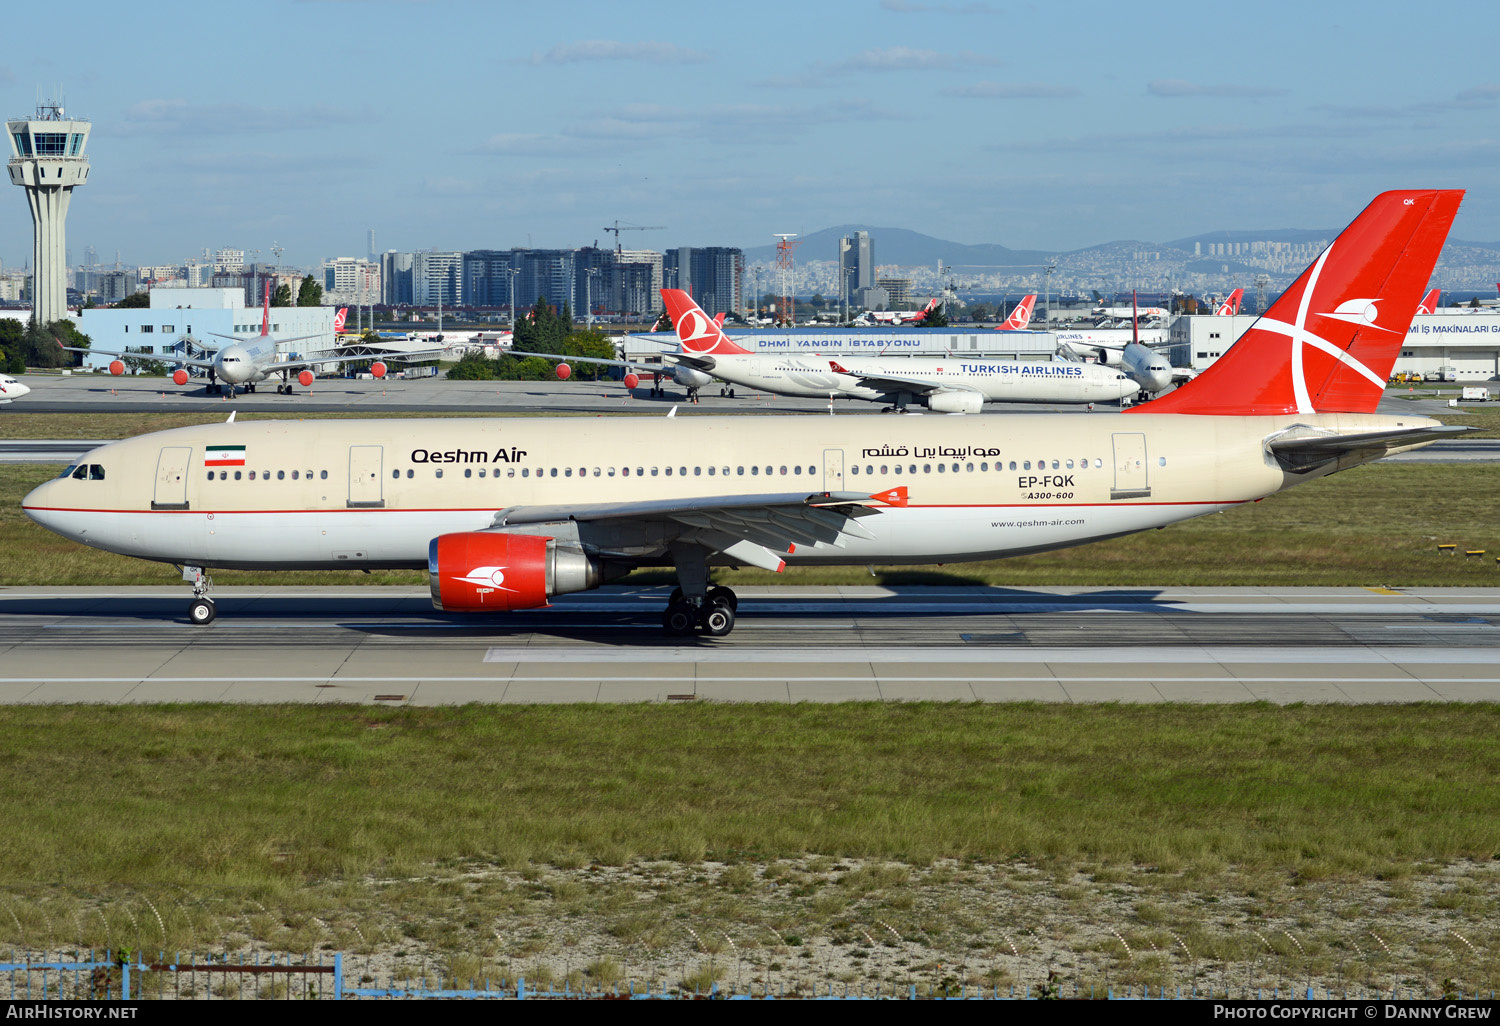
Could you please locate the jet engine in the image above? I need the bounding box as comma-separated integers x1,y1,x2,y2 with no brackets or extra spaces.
108,360,125,376
428,530,624,612
172,369,190,386
623,373,639,389
672,365,714,389
926,391,983,415
556,363,572,380
297,370,315,387
371,361,387,379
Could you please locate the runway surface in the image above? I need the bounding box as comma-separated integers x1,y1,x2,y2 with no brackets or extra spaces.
2,585,1499,705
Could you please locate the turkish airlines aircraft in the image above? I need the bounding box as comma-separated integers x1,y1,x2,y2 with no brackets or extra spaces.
0,374,30,403
1214,288,1244,316
532,289,1138,410
24,191,1465,637
993,294,1038,331
69,286,436,397
1416,287,1442,315
863,298,939,325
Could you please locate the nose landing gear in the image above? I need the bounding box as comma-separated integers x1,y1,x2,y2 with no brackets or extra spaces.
183,565,215,624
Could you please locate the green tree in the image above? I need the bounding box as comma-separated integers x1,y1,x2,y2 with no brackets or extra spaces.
25,319,90,369
115,291,150,309
271,283,293,307
652,309,674,332
445,350,500,381
296,275,324,307
923,302,949,328
0,320,24,374
563,330,616,380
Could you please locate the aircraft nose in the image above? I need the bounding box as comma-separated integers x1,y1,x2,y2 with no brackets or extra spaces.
22,478,61,530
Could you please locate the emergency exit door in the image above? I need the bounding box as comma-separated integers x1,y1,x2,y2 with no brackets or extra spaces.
823,448,845,491
1110,433,1151,499
348,445,385,508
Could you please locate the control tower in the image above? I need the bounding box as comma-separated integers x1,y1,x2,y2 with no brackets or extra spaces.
6,102,90,325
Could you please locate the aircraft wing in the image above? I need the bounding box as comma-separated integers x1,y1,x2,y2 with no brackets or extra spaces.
491,488,908,572
827,361,979,398
506,349,716,373
1267,424,1472,465
261,348,447,373
60,345,218,370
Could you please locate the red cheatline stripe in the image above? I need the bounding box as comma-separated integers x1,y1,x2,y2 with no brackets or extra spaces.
21,500,1250,515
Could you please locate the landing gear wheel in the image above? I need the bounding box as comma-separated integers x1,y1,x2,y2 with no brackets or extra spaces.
662,600,696,635
707,586,738,611
245,383,255,393
728,389,736,398
188,598,216,625
719,388,726,397
700,600,735,637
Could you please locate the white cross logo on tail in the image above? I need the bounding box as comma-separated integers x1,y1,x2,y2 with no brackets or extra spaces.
1250,244,1392,414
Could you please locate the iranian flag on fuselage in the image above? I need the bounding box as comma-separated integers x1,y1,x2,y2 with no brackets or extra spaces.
205,445,246,467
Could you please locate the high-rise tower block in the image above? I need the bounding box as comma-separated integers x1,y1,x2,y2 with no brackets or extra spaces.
7,102,90,325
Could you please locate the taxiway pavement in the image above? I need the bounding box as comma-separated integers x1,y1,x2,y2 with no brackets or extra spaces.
2,585,1498,705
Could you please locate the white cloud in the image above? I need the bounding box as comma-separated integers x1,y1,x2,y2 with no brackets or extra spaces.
1147,80,1287,99
836,47,997,72
528,40,711,65
943,81,1079,99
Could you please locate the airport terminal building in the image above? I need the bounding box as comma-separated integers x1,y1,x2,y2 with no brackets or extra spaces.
77,288,337,371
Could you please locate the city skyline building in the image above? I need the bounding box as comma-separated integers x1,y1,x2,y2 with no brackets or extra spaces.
6,101,90,323
839,230,874,308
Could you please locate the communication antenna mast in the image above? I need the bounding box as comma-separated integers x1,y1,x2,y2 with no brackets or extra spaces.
774,233,799,326
602,220,666,256
1254,273,1270,315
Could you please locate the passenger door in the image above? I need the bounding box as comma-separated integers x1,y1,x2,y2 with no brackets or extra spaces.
822,448,845,492
1110,433,1151,499
151,447,192,510
348,445,385,508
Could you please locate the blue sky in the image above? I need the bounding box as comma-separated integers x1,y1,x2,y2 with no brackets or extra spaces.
1,0,1495,269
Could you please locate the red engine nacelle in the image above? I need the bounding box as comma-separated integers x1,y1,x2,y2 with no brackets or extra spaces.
297,370,315,387
172,369,190,386
429,532,553,612
623,372,639,389
555,363,572,380
108,360,125,376
371,361,388,379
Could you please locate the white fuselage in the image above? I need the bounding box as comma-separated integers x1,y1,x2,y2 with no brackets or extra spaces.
0,375,30,402
694,353,1139,405
22,411,1425,573
210,336,282,385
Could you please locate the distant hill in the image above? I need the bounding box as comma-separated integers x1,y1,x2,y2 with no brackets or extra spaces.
741,225,1052,269
741,224,1500,265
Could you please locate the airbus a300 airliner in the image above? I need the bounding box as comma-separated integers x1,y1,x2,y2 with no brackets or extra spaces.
24,191,1466,637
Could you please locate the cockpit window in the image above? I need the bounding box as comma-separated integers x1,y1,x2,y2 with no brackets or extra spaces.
59,465,78,479
71,465,87,480
90,465,105,481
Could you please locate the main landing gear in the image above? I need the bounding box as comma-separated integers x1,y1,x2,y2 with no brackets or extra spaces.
183,565,215,625
717,387,737,398
662,586,738,637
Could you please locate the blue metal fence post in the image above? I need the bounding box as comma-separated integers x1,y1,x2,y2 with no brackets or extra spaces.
518,976,525,1000
122,960,130,1001
334,952,343,1000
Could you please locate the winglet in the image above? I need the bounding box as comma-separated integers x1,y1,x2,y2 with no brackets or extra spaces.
226,410,236,423
870,486,909,507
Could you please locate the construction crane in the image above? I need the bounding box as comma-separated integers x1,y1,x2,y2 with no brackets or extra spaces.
602,220,666,256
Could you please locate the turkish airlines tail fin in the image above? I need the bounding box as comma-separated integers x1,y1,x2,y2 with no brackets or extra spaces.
1416,287,1441,315
1132,190,1463,416
996,294,1037,330
1214,288,1244,316
713,312,726,328
911,297,939,323
334,308,349,333
660,289,754,356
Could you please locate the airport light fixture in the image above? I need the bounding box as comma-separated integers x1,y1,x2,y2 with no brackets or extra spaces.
1042,262,1056,326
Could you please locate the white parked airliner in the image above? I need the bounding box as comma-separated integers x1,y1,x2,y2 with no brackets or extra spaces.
23,191,1466,638
69,285,440,397
0,374,30,402
526,289,1140,411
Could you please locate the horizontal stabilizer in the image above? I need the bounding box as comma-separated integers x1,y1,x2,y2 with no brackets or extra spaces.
1266,424,1471,465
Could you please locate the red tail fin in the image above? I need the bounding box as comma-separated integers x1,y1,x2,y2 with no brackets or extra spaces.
660,289,754,355
261,280,271,336
334,307,349,333
997,294,1037,330
1415,287,1441,315
1214,288,1244,316
911,297,938,323
1132,190,1463,416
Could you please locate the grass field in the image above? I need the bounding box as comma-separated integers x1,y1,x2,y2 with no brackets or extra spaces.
0,703,1496,994
4,458,1498,587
